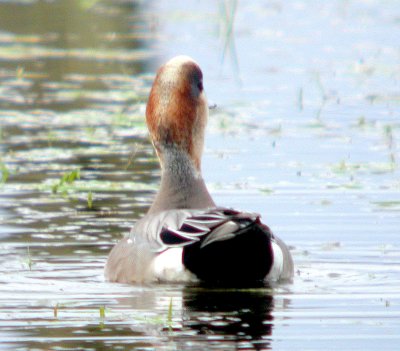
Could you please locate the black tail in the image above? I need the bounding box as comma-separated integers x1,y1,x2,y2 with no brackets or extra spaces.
183,222,274,283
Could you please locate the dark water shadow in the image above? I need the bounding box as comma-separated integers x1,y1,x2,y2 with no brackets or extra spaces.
181,286,275,350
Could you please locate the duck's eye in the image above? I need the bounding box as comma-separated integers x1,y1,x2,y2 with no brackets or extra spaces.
197,80,203,92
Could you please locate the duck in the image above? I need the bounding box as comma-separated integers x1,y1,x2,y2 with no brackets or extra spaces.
105,55,293,284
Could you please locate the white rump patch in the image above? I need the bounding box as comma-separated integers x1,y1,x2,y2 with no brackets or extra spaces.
150,248,198,283
265,241,284,282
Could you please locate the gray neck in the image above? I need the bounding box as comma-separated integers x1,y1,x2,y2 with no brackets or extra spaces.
148,146,215,214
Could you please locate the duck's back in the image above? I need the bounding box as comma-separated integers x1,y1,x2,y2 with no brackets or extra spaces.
105,208,293,284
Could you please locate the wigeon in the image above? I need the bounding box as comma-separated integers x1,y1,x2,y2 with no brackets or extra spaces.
105,56,293,284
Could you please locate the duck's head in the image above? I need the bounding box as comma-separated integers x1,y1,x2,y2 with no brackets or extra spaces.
146,56,208,172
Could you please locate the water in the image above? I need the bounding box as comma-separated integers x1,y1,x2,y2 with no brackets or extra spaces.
0,0,399,350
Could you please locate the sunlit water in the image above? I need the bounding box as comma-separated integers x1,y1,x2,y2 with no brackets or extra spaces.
0,0,399,350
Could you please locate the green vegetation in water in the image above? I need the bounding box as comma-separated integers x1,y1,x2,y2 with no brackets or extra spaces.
219,0,240,81
383,124,397,169
99,305,106,328
0,161,10,184
112,112,146,128
52,169,81,194
84,126,96,139
99,305,106,319
304,118,326,129
79,0,101,10
298,87,304,111
331,160,395,175
68,180,154,192
87,191,93,209
167,298,173,332
54,303,59,319
16,66,24,80
41,179,157,196
97,299,177,331
218,116,229,131
357,116,367,128
384,125,393,145
326,181,363,190
332,160,350,174
353,116,382,130
24,246,34,271
372,201,400,210
47,129,57,147
260,187,274,195
125,143,145,170
52,303,73,319
269,124,282,136
313,71,328,101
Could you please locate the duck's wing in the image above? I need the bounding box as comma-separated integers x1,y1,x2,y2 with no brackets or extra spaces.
148,207,265,251
111,207,292,283
152,208,293,283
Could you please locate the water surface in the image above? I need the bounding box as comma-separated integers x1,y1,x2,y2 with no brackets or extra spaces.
0,0,399,350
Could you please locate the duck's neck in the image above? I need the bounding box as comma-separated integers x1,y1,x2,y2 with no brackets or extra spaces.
148,145,215,214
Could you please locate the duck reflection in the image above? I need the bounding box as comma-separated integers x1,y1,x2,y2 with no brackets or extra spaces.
182,285,274,350
114,283,276,350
